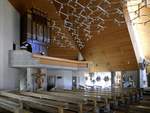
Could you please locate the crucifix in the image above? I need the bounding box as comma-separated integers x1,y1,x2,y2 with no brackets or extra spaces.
32,69,46,90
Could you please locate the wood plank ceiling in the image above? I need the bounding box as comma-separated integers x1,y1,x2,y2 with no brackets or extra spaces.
9,0,79,60
52,0,138,71
81,22,138,71
9,0,138,71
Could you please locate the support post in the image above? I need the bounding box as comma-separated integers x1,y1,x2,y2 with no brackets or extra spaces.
79,103,83,113
58,107,64,113
27,68,33,92
111,72,115,89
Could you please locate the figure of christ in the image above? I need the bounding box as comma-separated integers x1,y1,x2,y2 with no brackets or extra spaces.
32,69,45,90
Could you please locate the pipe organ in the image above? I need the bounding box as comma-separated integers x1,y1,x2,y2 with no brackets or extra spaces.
21,8,51,54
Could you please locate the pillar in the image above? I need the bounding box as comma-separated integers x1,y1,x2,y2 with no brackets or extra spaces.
27,68,34,91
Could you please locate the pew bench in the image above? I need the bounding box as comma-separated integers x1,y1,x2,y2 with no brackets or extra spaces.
0,92,73,113
129,105,150,113
38,91,106,111
19,91,94,113
40,91,112,113
139,100,150,106
0,97,32,113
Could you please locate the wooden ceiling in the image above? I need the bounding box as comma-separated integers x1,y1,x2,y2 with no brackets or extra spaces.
48,45,79,60
9,0,139,71
81,21,138,71
9,0,79,60
50,0,138,71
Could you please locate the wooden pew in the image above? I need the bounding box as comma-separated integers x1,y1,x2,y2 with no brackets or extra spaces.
50,89,119,104
139,100,150,106
75,91,122,110
0,97,32,113
52,88,140,104
38,91,109,112
0,91,70,113
129,105,150,113
19,91,94,113
49,88,139,108
39,88,140,112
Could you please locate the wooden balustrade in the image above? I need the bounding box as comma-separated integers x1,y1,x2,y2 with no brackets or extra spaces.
32,54,89,69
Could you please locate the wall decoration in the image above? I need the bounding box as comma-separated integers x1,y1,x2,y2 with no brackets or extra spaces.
114,71,122,88
104,76,109,82
85,72,111,89
92,80,96,84
89,72,94,81
85,76,88,81
96,76,101,82
122,71,139,88
32,68,47,91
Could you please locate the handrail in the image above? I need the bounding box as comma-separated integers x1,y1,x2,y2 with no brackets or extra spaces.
32,54,89,64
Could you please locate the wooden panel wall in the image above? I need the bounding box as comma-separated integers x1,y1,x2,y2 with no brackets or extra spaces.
81,21,138,72
32,54,88,68
48,44,78,60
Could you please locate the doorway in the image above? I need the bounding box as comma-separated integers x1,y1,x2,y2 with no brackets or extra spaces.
72,76,77,89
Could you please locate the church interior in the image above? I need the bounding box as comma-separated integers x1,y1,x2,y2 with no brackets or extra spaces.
0,0,150,113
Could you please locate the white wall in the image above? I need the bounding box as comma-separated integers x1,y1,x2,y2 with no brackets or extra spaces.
0,0,20,90
47,69,88,90
0,6,3,89
48,69,64,89
48,69,73,90
73,70,87,88
63,70,72,90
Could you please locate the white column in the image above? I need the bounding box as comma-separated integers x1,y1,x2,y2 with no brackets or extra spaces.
27,68,34,91
123,4,148,88
139,69,148,88
42,68,48,90
0,0,4,89
20,69,27,91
